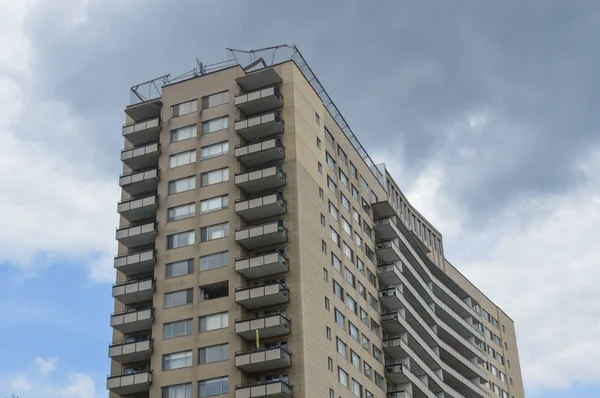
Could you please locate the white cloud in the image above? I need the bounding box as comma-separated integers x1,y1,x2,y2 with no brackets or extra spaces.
0,1,118,284
34,357,58,376
389,144,600,394
0,358,98,398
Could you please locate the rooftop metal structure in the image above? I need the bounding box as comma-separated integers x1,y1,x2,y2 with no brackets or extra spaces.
127,45,386,189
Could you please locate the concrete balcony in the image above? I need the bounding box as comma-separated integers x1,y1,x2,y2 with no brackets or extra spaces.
374,216,402,240
108,338,153,363
381,310,407,334
235,346,292,374
235,313,291,341
235,251,289,279
235,165,286,194
110,307,154,334
235,137,285,168
235,193,287,222
235,220,288,250
116,222,157,249
235,86,283,116
122,117,161,146
235,380,293,398
112,278,155,305
376,238,402,262
119,168,159,196
236,68,282,94
377,262,403,286
235,281,290,310
382,337,411,362
235,111,285,142
121,142,160,171
385,363,411,385
379,285,404,310
387,391,412,398
125,95,162,122
106,370,152,395
114,249,156,276
117,195,158,223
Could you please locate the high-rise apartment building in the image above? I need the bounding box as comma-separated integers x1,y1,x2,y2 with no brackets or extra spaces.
107,46,524,398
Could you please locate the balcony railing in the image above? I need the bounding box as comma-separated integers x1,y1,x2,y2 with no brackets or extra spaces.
235,110,285,142
112,277,155,305
235,346,292,374
235,250,289,279
122,117,161,146
121,142,160,171
235,313,291,341
235,220,288,250
110,307,154,334
377,262,402,285
106,370,152,395
235,86,284,116
379,285,403,310
114,249,156,276
235,192,287,222
119,168,159,196
235,379,293,398
117,195,158,223
235,281,290,309
376,239,402,262
115,222,157,249
235,137,285,168
235,165,286,194
108,338,153,363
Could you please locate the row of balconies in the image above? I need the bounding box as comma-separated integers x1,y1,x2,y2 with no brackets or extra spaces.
111,69,290,397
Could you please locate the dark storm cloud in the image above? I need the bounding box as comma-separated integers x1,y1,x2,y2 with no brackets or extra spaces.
20,0,600,224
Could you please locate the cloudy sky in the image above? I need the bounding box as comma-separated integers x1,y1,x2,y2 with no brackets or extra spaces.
0,0,599,397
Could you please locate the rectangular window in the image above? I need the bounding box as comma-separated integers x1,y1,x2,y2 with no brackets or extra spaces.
330,227,340,246
318,162,323,174
199,312,229,332
337,146,348,166
170,149,196,168
315,113,320,125
357,258,365,275
350,162,357,178
342,218,352,235
199,343,228,364
200,195,228,214
172,99,197,117
338,367,349,388
369,293,378,312
200,251,228,271
321,213,326,226
348,321,359,341
341,194,350,212
323,267,329,281
164,288,193,308
346,295,358,316
202,115,229,134
198,376,228,397
200,222,229,242
360,308,368,325
353,208,361,223
374,372,384,390
325,128,335,146
343,242,354,261
363,222,373,239
352,185,359,201
163,318,192,339
322,240,327,253
169,176,196,194
361,334,370,352
371,320,381,337
355,233,363,248
333,280,344,300
326,326,332,340
326,152,336,170
327,176,337,194
345,267,356,287
350,350,360,369
201,141,229,159
332,253,342,272
328,356,333,371
199,281,229,301
336,337,347,358
335,309,345,329
360,176,369,191
339,169,349,186
163,350,192,370
167,230,195,249
351,379,363,397
317,137,322,149
201,168,229,186
162,383,191,398
166,259,194,278
329,201,339,220
367,269,377,287
329,389,335,398
202,91,229,108
168,203,195,222
363,362,372,379
325,296,330,310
